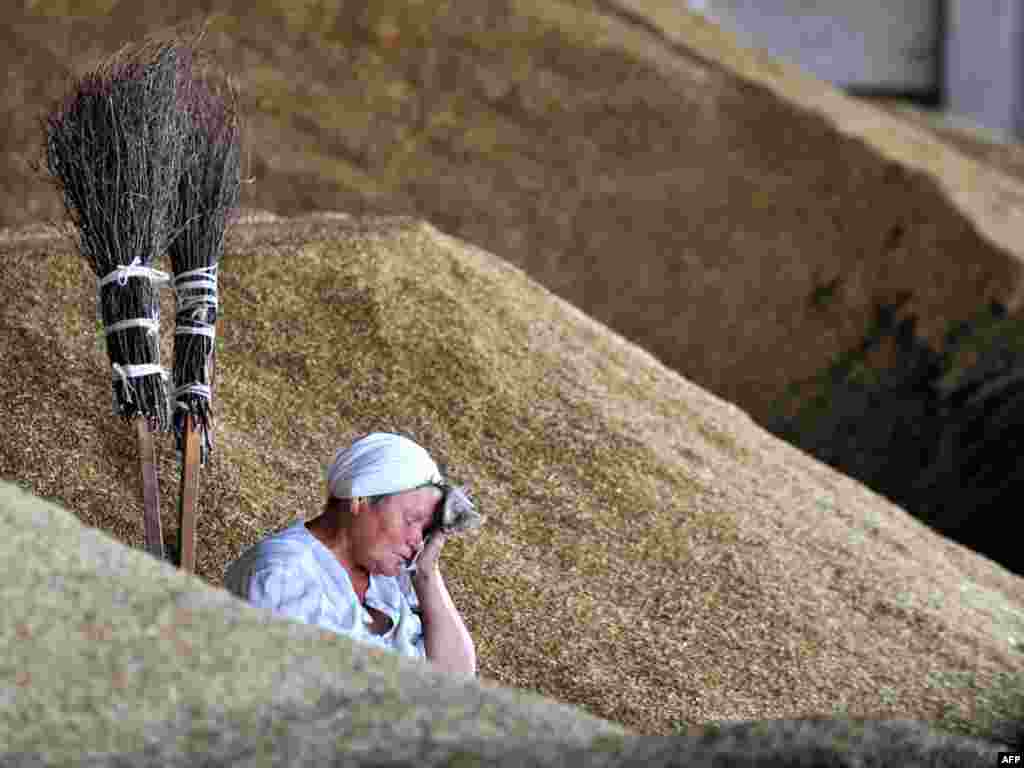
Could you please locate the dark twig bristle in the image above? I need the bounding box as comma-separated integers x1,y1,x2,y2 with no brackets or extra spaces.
44,36,193,430
169,42,242,461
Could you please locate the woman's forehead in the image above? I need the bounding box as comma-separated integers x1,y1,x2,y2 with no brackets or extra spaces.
393,487,441,515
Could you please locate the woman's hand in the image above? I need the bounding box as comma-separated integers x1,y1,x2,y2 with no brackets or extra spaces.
413,531,447,583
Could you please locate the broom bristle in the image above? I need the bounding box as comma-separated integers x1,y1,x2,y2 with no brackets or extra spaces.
45,36,192,430
170,46,242,460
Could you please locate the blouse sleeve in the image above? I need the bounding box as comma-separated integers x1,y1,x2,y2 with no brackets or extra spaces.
237,562,325,627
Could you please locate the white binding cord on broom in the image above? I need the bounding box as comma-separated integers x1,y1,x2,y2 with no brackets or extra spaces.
111,363,169,406
171,263,218,454
98,257,173,423
96,257,171,320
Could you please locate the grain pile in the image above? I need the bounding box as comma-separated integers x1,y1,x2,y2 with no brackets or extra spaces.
4,1,1024,416
7,3,1024,568
1,212,1020,737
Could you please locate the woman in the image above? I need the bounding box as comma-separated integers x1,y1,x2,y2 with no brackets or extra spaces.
224,432,477,677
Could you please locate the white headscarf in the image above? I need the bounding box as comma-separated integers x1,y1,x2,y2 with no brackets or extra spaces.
325,432,443,500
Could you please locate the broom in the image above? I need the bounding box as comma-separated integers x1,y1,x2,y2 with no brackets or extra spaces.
168,45,242,572
45,38,190,560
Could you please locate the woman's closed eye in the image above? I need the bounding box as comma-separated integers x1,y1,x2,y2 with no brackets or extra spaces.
403,514,428,541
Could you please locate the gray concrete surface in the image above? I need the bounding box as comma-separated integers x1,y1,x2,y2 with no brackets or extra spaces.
687,0,940,91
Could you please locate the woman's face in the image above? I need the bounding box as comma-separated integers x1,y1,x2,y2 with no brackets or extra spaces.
352,487,440,576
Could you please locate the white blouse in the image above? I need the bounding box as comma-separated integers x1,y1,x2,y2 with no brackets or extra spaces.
224,522,426,659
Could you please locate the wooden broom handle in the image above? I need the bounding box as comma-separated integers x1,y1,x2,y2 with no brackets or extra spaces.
178,412,201,573
135,417,164,561
177,341,216,573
